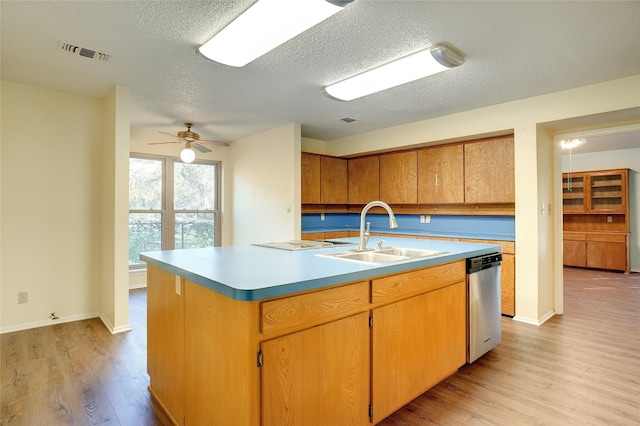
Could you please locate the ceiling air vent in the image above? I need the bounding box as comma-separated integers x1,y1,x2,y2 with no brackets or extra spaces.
58,40,112,62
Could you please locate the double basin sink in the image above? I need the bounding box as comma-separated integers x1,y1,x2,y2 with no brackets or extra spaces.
318,247,449,264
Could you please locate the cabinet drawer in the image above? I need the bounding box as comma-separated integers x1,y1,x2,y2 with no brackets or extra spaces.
586,234,626,243
563,233,586,241
261,281,369,335
372,261,465,305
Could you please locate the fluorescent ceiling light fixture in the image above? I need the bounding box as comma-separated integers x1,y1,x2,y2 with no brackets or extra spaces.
560,138,584,150
198,0,354,67
324,44,464,101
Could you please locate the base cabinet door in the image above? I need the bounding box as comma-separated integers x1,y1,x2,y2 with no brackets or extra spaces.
425,282,467,388
372,294,429,424
261,312,370,426
371,282,466,424
564,240,587,267
587,241,627,271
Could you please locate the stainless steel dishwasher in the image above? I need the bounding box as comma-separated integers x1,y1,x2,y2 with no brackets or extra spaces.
467,252,502,363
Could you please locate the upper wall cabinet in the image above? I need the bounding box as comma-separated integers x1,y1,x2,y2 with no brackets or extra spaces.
464,136,515,204
348,156,379,204
417,144,465,204
320,156,348,204
380,151,417,204
301,153,347,204
301,153,321,204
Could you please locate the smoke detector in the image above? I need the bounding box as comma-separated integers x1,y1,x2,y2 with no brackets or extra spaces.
58,40,112,62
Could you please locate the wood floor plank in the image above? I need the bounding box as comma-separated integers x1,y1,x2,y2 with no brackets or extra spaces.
1,270,638,425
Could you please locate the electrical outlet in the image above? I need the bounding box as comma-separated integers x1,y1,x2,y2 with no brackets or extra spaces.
320,213,325,221
419,215,425,223
607,216,613,223
18,291,28,304
175,276,182,295
424,215,431,224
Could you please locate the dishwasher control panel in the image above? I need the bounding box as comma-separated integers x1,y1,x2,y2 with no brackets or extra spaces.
467,252,502,273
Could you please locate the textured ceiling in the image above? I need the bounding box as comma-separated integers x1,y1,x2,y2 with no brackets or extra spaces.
1,0,639,147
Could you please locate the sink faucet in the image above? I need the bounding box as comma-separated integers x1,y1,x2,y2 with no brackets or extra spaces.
358,201,398,251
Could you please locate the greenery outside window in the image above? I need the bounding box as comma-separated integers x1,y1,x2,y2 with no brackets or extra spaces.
129,154,221,270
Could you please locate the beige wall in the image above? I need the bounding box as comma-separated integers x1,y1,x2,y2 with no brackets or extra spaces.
1,81,106,331
100,85,131,333
230,123,301,245
322,74,640,325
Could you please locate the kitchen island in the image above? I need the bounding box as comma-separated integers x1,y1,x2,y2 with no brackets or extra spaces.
141,237,501,426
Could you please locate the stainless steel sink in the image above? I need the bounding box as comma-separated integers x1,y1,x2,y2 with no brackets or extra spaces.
318,247,449,264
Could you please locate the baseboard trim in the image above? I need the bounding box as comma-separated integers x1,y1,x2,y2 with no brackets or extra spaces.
512,309,556,326
0,312,100,334
129,283,147,290
99,313,132,334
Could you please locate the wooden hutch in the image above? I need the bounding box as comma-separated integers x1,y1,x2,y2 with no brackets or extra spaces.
562,168,630,273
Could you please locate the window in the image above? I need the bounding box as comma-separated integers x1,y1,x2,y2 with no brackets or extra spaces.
129,154,221,269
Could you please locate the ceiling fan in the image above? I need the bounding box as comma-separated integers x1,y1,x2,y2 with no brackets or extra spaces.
148,122,229,163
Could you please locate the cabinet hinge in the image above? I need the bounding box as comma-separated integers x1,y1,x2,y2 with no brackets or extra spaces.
369,316,373,328
369,404,373,420
257,350,263,367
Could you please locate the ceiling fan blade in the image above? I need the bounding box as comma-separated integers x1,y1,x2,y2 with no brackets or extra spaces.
193,143,212,153
158,131,178,138
200,139,230,147
148,141,180,145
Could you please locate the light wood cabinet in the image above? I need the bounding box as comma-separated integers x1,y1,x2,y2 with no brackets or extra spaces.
148,260,470,425
301,153,347,204
303,134,515,214
417,144,464,204
588,170,628,212
147,266,185,426
586,234,627,271
301,230,352,241
301,152,321,204
425,282,467,387
464,136,515,203
262,313,370,426
562,169,628,213
371,269,466,423
562,169,629,273
348,155,380,204
563,232,628,272
563,233,586,267
321,155,348,204
379,151,417,204
562,173,586,213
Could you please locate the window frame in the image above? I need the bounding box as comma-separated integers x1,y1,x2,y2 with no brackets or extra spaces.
129,153,222,270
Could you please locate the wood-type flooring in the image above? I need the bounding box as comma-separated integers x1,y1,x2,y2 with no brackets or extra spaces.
1,267,638,425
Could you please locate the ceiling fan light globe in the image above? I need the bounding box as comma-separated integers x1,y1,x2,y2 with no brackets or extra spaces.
180,147,196,163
